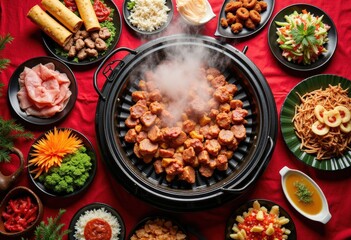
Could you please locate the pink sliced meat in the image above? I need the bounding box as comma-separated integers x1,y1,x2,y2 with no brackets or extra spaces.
24,67,60,106
17,88,32,109
17,63,72,118
56,73,71,84
25,105,62,117
38,63,57,80
24,91,71,118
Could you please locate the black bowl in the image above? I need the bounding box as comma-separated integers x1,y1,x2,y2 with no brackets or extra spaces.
7,56,77,127
123,0,173,35
68,202,125,240
42,0,122,66
225,199,297,240
27,128,97,206
268,4,337,71
127,216,188,239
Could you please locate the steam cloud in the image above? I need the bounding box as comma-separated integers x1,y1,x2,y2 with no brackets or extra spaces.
144,44,213,125
135,16,229,126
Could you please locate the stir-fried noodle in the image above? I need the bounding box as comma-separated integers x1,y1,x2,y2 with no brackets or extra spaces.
292,84,351,160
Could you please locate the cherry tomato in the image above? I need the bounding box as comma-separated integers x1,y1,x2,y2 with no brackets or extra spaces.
93,0,111,22
64,0,77,11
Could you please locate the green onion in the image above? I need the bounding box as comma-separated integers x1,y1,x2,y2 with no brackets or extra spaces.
294,181,313,204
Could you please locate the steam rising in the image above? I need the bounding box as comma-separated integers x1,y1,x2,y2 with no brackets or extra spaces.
134,16,231,126
144,44,213,125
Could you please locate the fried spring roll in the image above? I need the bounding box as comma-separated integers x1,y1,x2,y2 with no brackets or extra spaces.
27,5,72,47
75,0,101,32
41,0,83,33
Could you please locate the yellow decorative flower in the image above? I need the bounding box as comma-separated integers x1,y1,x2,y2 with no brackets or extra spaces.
28,128,82,178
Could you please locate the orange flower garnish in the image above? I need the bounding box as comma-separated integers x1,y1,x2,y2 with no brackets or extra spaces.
28,128,83,178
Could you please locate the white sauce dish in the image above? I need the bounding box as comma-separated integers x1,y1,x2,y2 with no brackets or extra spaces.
279,166,331,224
176,0,216,26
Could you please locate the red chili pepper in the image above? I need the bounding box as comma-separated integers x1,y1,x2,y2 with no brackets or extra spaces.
2,212,12,220
24,205,38,220
2,196,38,233
9,199,21,214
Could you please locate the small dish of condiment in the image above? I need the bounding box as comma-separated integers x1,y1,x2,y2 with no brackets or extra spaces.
68,202,125,240
0,186,44,239
176,0,215,26
279,166,331,224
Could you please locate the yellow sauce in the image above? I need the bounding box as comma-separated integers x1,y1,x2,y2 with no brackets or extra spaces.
285,172,323,215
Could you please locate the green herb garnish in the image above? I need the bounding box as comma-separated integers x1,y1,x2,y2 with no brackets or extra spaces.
127,0,136,10
294,181,313,204
291,23,317,47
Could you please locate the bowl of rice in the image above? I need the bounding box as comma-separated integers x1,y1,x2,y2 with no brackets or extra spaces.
68,202,125,240
123,0,173,35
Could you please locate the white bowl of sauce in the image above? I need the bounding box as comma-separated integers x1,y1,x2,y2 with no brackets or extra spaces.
176,0,216,26
279,166,331,224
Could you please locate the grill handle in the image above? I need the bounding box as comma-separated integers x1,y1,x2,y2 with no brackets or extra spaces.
93,47,137,100
242,46,248,54
220,136,274,194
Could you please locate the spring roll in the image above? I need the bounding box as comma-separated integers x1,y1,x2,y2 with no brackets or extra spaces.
75,0,101,32
27,5,72,47
41,0,83,33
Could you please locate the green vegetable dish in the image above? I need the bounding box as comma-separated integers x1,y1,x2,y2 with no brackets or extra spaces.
126,0,136,10
38,147,92,194
275,9,330,65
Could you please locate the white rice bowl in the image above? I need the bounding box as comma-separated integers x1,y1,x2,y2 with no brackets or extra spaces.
74,207,121,240
128,0,170,32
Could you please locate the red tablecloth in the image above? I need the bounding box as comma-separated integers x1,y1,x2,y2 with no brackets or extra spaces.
1,0,351,239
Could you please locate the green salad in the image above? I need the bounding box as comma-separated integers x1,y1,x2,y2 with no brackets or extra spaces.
275,9,330,65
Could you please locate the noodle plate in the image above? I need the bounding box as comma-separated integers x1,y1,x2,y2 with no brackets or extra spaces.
293,84,351,159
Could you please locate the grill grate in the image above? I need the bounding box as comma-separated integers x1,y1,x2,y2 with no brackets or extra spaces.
114,62,259,190
95,35,277,210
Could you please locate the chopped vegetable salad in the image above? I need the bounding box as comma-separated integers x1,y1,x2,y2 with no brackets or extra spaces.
275,9,330,65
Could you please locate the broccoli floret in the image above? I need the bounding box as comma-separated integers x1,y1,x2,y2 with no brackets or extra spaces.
72,168,82,176
74,172,89,187
44,173,61,187
38,147,93,194
38,174,46,183
58,164,72,176
64,175,73,184
54,180,68,193
50,167,60,174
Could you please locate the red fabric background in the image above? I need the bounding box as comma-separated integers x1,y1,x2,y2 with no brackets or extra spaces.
1,0,351,239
